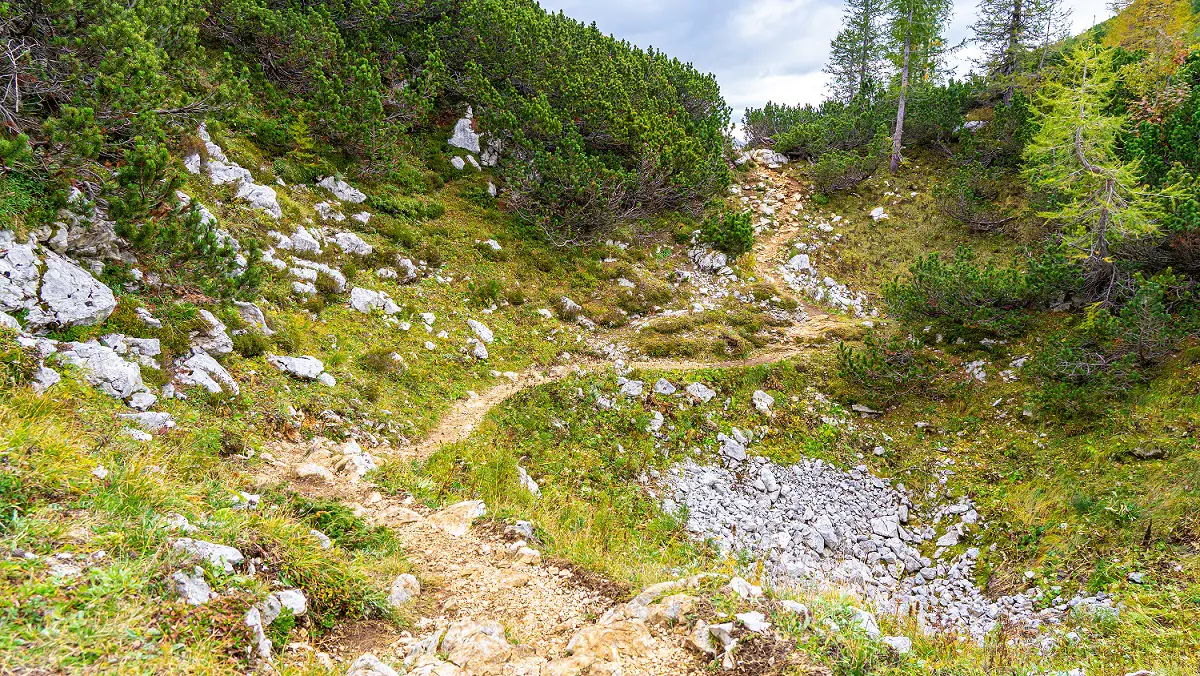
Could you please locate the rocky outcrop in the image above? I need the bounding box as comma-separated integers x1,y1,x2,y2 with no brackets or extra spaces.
59,341,156,408
317,176,367,204
2,234,116,329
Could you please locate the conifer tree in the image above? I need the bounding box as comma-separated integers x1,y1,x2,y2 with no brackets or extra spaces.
1024,46,1175,290
971,0,1070,106
886,0,953,172
825,0,890,102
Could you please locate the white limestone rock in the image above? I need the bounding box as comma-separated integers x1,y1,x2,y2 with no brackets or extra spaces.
268,354,327,381
172,568,212,606
334,232,373,256
234,301,273,336
448,106,482,154
27,251,117,328
387,573,421,607
317,176,367,204
350,287,401,315
467,319,494,344
175,352,240,395
58,341,150,401
172,538,244,572
192,310,233,356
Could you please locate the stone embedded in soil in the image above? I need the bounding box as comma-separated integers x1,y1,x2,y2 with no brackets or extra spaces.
428,500,487,537
388,573,421,607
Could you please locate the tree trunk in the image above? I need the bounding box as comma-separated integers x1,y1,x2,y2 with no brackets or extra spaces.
890,21,911,173
1002,0,1022,106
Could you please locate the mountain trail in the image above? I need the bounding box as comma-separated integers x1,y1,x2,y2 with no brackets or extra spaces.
258,164,845,674
257,439,710,675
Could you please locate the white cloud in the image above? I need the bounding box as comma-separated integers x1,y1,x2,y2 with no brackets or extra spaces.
539,0,1117,122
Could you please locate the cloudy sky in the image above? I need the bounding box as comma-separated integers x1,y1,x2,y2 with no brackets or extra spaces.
537,0,1115,129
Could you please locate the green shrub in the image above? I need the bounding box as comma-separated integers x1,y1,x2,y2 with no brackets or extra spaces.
701,209,755,259
883,246,1076,339
836,332,942,405
933,165,1017,231
233,333,270,359
367,192,445,222
291,497,401,554
469,279,503,306
1029,273,1193,417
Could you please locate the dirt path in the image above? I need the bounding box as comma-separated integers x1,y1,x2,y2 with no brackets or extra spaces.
403,166,847,466
263,165,841,675
257,439,708,675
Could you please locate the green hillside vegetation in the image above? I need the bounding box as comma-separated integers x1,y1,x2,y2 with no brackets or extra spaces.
2,0,1200,674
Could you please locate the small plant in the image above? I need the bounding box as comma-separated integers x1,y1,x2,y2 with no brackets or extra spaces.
469,279,503,306
883,246,1076,339
233,333,270,359
367,191,445,221
701,208,754,259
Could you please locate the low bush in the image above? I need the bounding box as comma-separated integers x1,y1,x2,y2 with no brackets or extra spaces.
367,192,446,222
836,332,942,405
883,246,1077,339
1030,272,1195,417
701,208,755,259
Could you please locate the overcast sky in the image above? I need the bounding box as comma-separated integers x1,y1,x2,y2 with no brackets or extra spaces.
538,0,1115,129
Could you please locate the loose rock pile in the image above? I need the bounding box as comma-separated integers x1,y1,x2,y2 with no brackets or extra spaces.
660,451,1119,640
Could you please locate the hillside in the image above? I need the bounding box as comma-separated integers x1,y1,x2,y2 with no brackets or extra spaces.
3,0,1200,675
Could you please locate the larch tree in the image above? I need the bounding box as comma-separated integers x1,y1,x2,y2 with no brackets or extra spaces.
825,0,890,102
886,0,952,172
1024,45,1174,293
971,0,1071,106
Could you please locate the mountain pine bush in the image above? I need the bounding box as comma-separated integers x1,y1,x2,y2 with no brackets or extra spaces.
1,0,730,243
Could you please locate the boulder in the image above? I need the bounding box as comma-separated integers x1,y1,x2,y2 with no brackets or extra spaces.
172,538,244,572
752,389,775,415
59,341,150,401
727,576,762,599
350,287,401,315
235,181,282,220
467,319,494,344
852,607,881,639
175,351,239,395
448,107,482,154
27,251,117,328
268,354,327,380
171,568,211,605
273,589,308,617
566,620,655,659
334,232,373,256
685,382,716,403
441,620,511,671
0,234,41,312
244,607,272,661
653,378,676,395
234,301,273,336
191,310,233,356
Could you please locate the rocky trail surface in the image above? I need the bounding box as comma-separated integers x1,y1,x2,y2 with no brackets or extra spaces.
259,438,731,676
